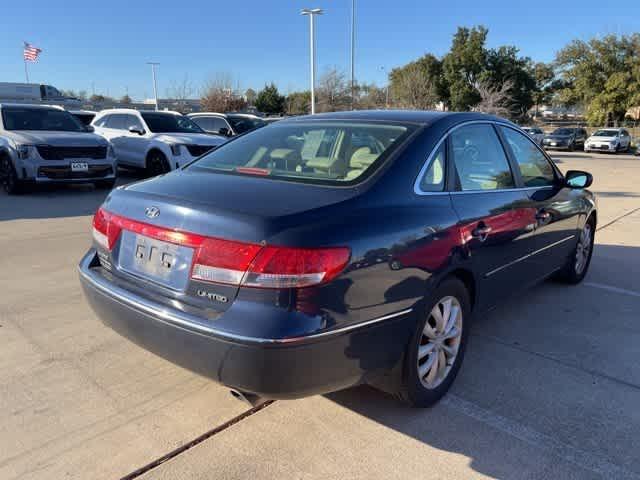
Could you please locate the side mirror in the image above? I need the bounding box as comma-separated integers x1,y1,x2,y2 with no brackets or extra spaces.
85,125,95,133
565,170,593,189
128,126,145,135
218,127,232,137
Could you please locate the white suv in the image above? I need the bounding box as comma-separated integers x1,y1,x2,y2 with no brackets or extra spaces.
92,109,227,175
0,103,117,194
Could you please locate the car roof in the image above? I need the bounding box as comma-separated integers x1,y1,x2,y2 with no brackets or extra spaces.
0,103,65,110
188,112,260,118
280,110,509,127
97,108,182,116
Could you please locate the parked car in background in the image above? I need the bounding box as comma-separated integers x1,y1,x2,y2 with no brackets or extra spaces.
187,112,267,137
542,127,588,151
584,128,631,153
520,126,544,145
80,111,596,408
92,109,226,175
70,110,97,127
0,103,117,194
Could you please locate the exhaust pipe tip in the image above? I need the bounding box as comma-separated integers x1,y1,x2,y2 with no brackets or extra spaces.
229,389,266,408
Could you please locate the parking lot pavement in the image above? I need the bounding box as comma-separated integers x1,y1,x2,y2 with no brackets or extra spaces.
2,151,640,480
0,173,250,480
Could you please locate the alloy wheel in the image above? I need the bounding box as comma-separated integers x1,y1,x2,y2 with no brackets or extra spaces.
575,223,593,275
417,296,463,389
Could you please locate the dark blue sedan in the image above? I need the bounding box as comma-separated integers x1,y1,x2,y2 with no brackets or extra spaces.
79,111,596,407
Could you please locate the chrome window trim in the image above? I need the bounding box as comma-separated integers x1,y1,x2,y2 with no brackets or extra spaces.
413,119,558,196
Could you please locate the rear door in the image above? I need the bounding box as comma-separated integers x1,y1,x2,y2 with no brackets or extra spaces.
448,123,539,309
498,125,579,275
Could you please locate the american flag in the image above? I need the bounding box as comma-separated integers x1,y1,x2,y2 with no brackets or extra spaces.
23,42,42,62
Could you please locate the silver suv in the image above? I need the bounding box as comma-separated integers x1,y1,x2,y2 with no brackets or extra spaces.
0,104,117,194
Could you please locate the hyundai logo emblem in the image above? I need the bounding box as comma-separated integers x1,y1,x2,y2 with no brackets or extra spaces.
145,206,160,219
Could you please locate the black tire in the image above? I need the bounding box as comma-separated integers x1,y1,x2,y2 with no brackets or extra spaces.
94,178,116,190
395,277,471,408
0,156,24,195
146,151,169,177
556,216,595,284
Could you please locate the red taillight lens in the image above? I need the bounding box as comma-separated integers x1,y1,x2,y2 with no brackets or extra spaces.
243,246,351,288
91,208,350,289
92,207,121,251
191,238,262,285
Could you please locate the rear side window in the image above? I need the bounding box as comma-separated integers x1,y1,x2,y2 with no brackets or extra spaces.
191,122,412,185
450,124,514,191
418,142,446,192
500,127,556,187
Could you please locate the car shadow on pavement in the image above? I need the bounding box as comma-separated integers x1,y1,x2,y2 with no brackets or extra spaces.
326,245,640,479
0,170,143,222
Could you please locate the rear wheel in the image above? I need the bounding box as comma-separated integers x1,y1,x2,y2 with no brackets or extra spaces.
557,217,595,284
0,156,24,195
395,278,471,407
146,151,169,177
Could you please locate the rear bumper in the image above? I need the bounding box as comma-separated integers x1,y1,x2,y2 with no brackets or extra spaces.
78,250,414,399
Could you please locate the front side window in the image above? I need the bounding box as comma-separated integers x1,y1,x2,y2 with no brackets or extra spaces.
1,107,85,132
106,114,128,130
124,114,144,131
191,121,412,185
140,112,204,133
501,127,556,187
450,124,514,191
419,143,446,192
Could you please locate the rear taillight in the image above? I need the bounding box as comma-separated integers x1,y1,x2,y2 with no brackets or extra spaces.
92,207,121,251
91,208,350,289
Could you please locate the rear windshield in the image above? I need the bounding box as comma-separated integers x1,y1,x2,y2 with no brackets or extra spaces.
552,128,574,135
190,121,412,184
227,115,266,134
2,107,85,132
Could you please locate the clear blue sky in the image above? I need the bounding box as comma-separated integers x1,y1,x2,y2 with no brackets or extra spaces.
2,0,639,100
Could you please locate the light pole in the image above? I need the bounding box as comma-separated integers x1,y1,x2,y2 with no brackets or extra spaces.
147,62,160,111
380,66,389,108
301,8,323,115
350,0,355,110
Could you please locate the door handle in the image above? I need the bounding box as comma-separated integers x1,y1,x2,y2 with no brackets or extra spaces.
471,224,492,242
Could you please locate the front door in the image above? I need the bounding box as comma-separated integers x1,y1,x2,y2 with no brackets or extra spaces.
497,125,579,275
448,123,539,310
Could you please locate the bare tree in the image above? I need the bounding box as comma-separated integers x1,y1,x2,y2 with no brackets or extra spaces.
472,79,515,117
316,68,350,112
200,73,246,113
166,74,195,113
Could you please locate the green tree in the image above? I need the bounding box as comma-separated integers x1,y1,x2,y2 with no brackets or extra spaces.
390,54,445,109
120,94,132,104
286,91,311,115
255,83,285,114
442,26,488,110
480,46,536,119
554,33,640,124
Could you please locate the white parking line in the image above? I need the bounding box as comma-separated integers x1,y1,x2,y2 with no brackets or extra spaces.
584,282,640,298
444,394,640,480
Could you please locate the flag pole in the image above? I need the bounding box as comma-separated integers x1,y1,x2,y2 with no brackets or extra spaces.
22,42,30,83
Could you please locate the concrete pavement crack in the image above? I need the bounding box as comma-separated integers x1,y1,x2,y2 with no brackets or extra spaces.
596,206,640,232
119,400,275,480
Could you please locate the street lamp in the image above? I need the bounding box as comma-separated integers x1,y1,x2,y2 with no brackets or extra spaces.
350,0,356,110
380,66,390,108
301,8,323,115
146,62,160,111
